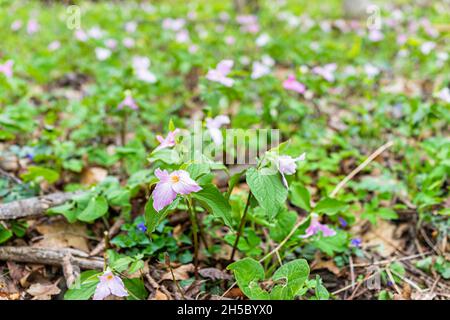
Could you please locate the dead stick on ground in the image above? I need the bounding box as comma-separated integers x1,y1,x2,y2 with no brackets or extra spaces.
0,246,104,270
221,140,394,299
90,217,125,256
0,191,83,220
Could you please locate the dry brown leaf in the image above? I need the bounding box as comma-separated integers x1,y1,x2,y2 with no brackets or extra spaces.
80,167,108,186
34,220,89,252
312,259,341,276
152,290,169,300
6,261,28,283
26,281,61,300
199,268,232,281
362,220,405,257
161,264,195,281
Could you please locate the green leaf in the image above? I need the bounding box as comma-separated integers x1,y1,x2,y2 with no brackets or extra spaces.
145,197,180,233
123,278,147,300
21,166,60,184
269,210,297,242
227,258,269,300
290,182,311,211
148,148,180,164
47,202,78,223
226,169,246,199
64,270,101,300
315,275,329,300
246,167,287,220
311,230,348,256
186,163,211,180
77,196,108,222
0,225,13,244
270,259,310,300
191,184,233,228
314,197,348,216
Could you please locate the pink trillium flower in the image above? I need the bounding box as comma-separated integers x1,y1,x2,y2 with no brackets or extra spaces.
152,169,202,212
155,129,180,151
312,63,337,82
125,21,137,33
105,39,118,49
132,56,156,83
436,87,450,104
251,61,270,79
162,18,186,31
368,29,384,42
236,15,259,33
276,153,306,188
11,20,22,31
118,94,138,110
123,37,135,48
48,41,60,51
206,60,234,87
420,41,435,55
75,29,88,42
88,26,104,39
283,75,306,94
364,64,380,78
93,271,128,300
95,47,111,61
175,29,190,43
0,60,14,78
256,33,270,47
206,115,230,146
27,19,39,34
302,214,336,238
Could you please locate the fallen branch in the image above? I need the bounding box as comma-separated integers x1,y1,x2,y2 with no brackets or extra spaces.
0,192,82,220
0,246,103,270
89,217,125,256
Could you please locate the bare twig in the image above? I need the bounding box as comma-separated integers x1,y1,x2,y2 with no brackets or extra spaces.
90,217,125,256
0,246,103,270
0,192,83,220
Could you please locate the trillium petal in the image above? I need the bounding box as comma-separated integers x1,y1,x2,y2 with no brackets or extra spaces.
172,171,202,195
152,181,177,211
108,276,128,297
208,128,223,145
93,280,111,300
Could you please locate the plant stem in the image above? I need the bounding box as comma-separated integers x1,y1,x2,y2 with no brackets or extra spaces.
229,192,252,262
121,112,128,147
186,197,199,279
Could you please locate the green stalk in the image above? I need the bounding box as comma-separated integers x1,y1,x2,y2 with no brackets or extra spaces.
186,197,199,278
229,192,252,262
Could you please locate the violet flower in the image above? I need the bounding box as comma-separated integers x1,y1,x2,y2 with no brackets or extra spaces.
137,223,147,232
276,153,306,188
155,128,180,151
302,214,336,238
0,60,14,78
350,238,362,248
283,75,306,94
93,271,128,300
117,94,138,110
206,115,230,146
152,169,202,212
206,60,234,87
27,19,39,35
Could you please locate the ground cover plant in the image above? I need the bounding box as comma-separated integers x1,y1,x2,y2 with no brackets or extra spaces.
0,0,449,301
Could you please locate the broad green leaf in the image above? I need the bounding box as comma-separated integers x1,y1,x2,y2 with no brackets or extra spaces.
246,167,287,220
0,225,13,244
227,258,269,300
269,209,297,242
21,166,60,184
77,196,108,222
148,148,180,164
123,278,147,300
314,197,348,216
145,197,180,233
290,182,311,211
191,184,233,228
47,202,78,223
271,259,310,300
311,230,348,256
226,169,246,199
186,163,211,180
64,270,101,300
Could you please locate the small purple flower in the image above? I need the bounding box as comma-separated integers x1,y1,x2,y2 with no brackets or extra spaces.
152,169,202,212
93,271,128,300
206,115,230,146
350,238,362,248
27,19,39,35
276,153,306,188
117,94,138,110
283,75,306,94
338,217,348,228
137,223,147,232
436,87,450,104
301,214,336,238
155,128,180,151
206,60,234,87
